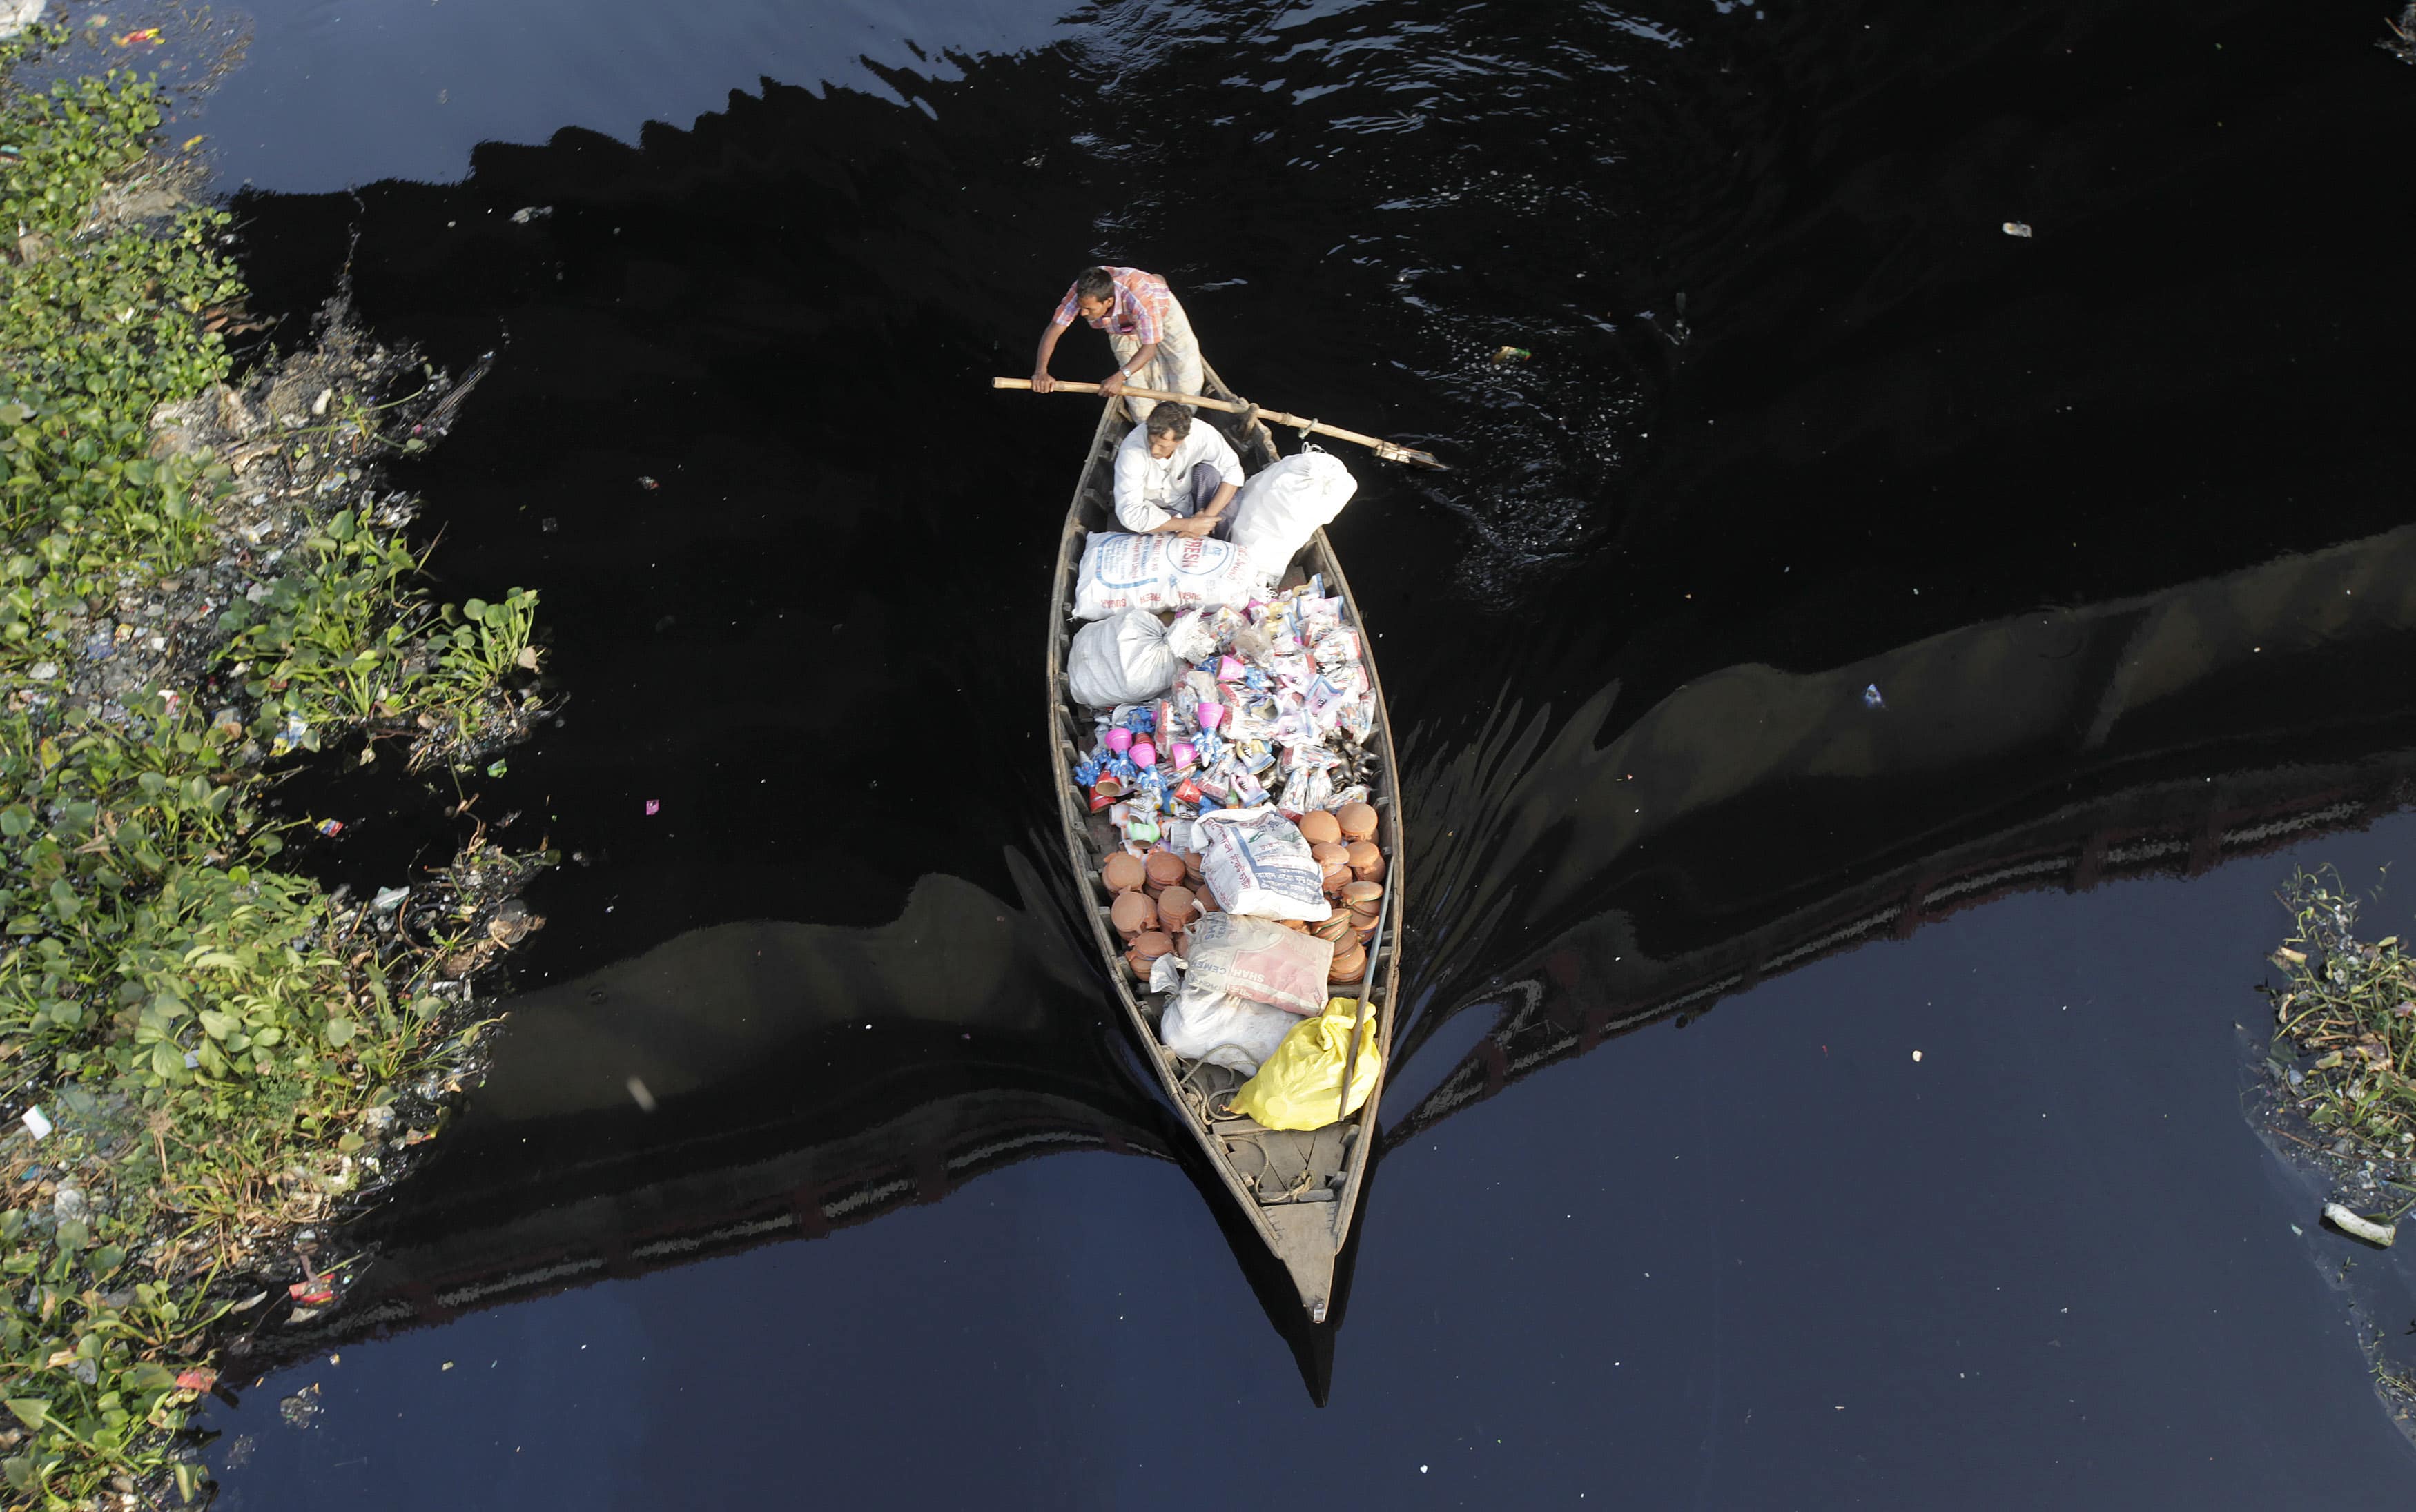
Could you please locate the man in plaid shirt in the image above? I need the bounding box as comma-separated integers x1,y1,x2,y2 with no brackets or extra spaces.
1031,265,1205,421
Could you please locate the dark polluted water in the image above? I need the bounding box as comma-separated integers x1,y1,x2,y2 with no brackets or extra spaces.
179,0,2416,1504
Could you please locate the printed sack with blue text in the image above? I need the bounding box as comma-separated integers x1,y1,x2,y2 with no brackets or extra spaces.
1072,531,1259,620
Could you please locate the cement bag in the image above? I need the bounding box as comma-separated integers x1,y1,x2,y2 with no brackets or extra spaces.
1067,609,1179,706
1182,912,1334,1017
1158,979,1296,1075
1228,997,1383,1130
1195,805,1332,923
1225,450,1358,579
1073,531,1257,620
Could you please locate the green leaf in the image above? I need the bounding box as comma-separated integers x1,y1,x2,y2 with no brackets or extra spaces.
3,1399,48,1431
46,877,76,920
324,1017,357,1048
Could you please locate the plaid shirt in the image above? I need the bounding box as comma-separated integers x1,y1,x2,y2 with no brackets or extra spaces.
1052,266,1170,345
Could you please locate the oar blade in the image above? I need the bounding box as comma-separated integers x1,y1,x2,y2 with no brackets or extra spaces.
1372,439,1450,471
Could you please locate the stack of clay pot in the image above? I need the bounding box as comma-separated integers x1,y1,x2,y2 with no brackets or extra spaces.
1103,852,1170,982
1293,802,1386,984
1327,878,1383,985
1107,847,1218,981
1300,810,1352,899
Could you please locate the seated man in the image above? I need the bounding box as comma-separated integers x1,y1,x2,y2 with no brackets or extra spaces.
1113,403,1244,538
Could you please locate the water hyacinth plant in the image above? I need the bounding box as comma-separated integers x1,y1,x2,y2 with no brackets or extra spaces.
0,27,547,1504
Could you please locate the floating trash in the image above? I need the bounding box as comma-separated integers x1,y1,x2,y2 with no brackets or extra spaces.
315,818,344,838
509,205,552,224
1492,346,1532,364
2002,221,2034,238
1862,683,1885,709
644,798,661,815
20,1106,52,1140
2324,1201,2397,1248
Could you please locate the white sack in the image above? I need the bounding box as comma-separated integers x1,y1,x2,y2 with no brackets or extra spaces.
1073,531,1258,620
1158,979,1297,1074
1195,805,1332,923
1067,609,1180,706
1225,450,1358,579
1182,912,1334,1017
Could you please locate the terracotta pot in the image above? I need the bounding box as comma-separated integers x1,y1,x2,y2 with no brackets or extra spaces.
1102,852,1145,894
1127,930,1174,981
1312,912,1354,943
1311,841,1350,895
1336,801,1379,843
1298,809,1341,847
1328,942,1367,982
1144,850,1186,890
1339,880,1384,913
1110,890,1157,939
1345,840,1385,883
1156,883,1196,928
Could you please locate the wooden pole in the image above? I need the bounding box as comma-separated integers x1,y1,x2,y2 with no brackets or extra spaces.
992,376,1448,470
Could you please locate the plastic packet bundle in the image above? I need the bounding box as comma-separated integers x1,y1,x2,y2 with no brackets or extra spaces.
1309,626,1361,669
1283,766,1338,815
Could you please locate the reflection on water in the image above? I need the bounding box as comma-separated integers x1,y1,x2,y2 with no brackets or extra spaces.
192,0,2416,1499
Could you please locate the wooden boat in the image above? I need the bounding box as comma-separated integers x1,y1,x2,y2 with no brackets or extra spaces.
1042,365,1405,1323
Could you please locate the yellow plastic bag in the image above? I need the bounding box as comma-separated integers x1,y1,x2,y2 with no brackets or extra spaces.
1228,996,1383,1131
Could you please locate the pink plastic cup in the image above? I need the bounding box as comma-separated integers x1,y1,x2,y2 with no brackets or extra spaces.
1104,727,1133,753
1197,701,1227,731
1131,741,1158,768
1170,741,1196,769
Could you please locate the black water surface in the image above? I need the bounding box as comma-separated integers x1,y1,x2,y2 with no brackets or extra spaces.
184,0,2416,1504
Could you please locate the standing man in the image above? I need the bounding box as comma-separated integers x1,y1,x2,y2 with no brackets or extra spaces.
1113,404,1244,538
1031,264,1204,421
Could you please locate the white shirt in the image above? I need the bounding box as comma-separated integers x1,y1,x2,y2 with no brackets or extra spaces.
1112,422,1246,532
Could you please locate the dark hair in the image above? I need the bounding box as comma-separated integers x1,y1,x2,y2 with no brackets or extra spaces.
1075,266,1117,301
1144,404,1195,441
